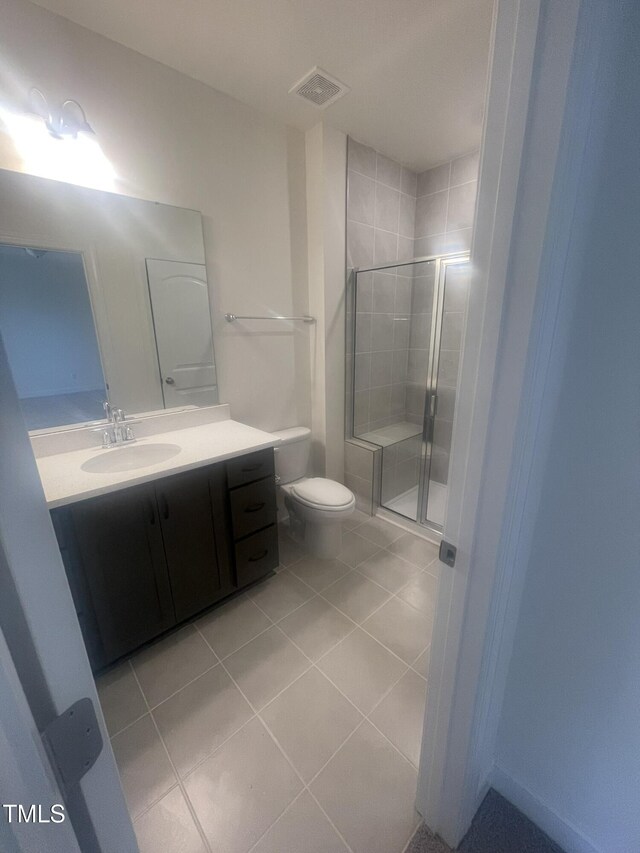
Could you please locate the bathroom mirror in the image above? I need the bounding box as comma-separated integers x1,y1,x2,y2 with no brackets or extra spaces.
0,168,218,431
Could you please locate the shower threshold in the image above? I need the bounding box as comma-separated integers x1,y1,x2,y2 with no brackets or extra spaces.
384,482,448,529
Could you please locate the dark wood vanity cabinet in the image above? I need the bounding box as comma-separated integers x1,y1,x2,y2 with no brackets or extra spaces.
156,466,232,623
56,483,175,667
51,449,278,671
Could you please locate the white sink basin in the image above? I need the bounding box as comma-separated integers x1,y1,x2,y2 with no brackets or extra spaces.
81,443,181,474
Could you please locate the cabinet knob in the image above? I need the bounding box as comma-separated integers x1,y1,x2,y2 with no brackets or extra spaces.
165,377,175,385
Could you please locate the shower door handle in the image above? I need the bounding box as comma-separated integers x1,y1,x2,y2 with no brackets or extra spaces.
429,393,438,418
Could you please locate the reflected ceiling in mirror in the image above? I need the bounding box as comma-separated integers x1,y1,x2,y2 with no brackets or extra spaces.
0,168,218,431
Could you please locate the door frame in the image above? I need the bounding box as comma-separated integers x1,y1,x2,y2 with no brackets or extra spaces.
417,253,470,533
416,0,585,845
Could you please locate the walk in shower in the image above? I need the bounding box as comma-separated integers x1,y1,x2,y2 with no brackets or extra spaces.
348,253,470,532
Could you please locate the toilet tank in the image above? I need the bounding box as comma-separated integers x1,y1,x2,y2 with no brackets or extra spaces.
272,427,311,484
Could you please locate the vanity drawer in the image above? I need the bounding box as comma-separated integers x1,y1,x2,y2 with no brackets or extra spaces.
230,478,277,540
226,449,274,489
234,525,279,587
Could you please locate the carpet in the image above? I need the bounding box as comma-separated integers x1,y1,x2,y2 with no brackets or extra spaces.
407,789,566,853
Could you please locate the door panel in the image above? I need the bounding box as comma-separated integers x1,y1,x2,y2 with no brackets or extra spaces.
422,258,471,529
70,484,174,664
156,467,223,622
146,259,217,407
351,255,469,532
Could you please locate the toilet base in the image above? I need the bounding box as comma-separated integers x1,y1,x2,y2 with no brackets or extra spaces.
284,497,347,560
302,517,343,560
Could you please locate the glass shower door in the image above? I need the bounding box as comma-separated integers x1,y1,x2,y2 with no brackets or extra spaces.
420,256,471,529
351,258,436,522
349,253,470,530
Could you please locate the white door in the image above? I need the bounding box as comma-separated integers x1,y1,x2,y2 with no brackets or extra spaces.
0,336,138,851
146,259,217,407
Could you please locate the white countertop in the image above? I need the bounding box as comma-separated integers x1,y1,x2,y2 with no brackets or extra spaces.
37,419,278,508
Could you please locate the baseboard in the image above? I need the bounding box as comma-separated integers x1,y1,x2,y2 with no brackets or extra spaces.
490,765,600,853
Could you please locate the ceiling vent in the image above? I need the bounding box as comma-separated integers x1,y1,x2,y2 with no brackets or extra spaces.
289,67,349,108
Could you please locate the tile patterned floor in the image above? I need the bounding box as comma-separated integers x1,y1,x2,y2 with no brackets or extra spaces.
96,514,440,853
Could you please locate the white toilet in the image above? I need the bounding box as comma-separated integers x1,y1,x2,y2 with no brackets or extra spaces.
272,427,355,559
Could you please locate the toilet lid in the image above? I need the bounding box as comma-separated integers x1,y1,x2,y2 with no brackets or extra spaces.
291,477,354,508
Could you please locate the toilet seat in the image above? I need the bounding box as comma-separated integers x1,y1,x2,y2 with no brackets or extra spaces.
291,477,354,510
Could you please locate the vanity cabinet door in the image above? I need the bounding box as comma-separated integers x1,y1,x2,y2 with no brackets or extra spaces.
156,466,227,622
69,484,175,666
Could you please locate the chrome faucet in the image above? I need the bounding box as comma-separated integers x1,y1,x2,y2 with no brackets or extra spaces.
98,402,136,448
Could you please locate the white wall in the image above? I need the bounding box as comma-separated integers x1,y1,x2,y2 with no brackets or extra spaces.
0,0,311,432
493,3,640,851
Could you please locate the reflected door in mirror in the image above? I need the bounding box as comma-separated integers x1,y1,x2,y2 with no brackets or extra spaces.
146,259,217,407
0,244,107,429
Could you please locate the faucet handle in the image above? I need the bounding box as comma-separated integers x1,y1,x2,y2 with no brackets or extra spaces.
103,400,113,421
113,408,126,422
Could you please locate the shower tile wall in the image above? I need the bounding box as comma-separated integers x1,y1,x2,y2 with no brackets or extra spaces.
346,141,478,508
414,150,479,258
347,138,418,438
346,138,418,510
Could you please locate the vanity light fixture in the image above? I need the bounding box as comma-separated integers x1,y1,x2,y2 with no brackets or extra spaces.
28,88,95,140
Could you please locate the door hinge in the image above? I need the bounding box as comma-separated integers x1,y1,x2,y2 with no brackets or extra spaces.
42,698,103,790
439,540,457,568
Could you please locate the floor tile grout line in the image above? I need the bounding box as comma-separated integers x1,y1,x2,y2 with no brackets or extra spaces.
110,535,432,849
318,579,394,625
194,622,312,718
239,616,422,773
318,560,437,624
251,563,321,599
210,550,432,669
201,596,278,661
129,781,184,824
243,789,310,853
248,580,401,672
350,514,439,548
129,586,423,849
249,587,319,626
252,707,358,853
307,660,422,779
271,619,359,671
280,604,430,774
106,709,151,741
136,660,220,714
215,619,276,661
144,630,267,782
305,590,430,673
116,534,433,844
264,587,420,674
287,558,354,595
128,663,213,853
288,708,367,790
266,606,425,775
197,630,357,853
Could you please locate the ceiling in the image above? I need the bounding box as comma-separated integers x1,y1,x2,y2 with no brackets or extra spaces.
30,0,494,172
